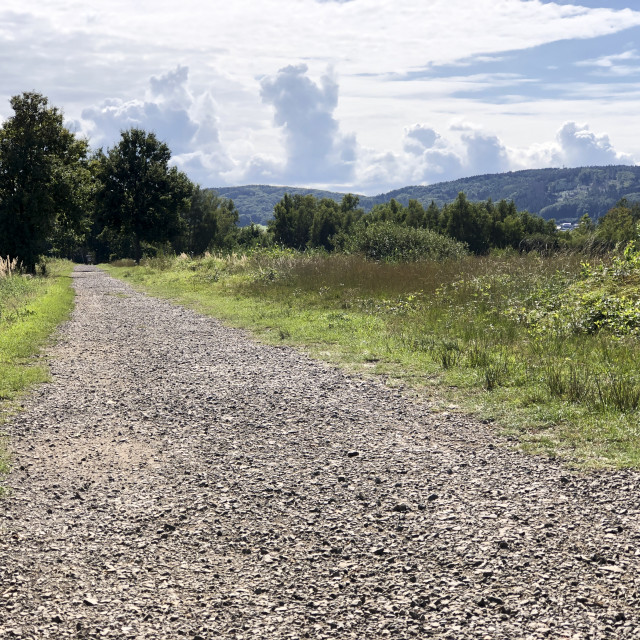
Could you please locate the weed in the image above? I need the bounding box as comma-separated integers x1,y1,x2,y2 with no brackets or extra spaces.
594,374,640,412
436,341,460,369
466,341,491,368
484,360,508,391
110,258,136,268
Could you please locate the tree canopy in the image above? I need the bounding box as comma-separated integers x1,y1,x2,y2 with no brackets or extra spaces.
95,128,193,262
0,92,93,272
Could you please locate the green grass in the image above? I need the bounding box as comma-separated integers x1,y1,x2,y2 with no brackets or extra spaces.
105,248,640,469
0,260,75,480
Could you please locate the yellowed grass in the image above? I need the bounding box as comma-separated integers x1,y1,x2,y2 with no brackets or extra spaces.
0,256,20,278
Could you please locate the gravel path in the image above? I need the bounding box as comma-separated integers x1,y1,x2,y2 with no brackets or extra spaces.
1,266,640,639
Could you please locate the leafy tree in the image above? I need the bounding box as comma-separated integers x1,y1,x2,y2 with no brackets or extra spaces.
95,128,192,262
237,223,271,249
181,187,239,254
405,199,426,228
310,199,341,250
596,200,640,247
424,201,440,230
339,193,363,232
0,92,93,272
214,198,240,250
269,193,316,249
440,193,491,253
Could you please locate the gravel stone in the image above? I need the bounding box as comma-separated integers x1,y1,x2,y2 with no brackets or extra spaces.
2,266,640,639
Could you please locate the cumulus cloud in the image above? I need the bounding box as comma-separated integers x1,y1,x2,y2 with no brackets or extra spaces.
404,124,440,155
461,131,510,176
81,66,233,184
552,122,633,166
387,123,510,186
359,119,635,193
76,64,636,194
248,64,357,185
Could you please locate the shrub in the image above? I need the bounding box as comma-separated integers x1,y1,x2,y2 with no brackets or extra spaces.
343,221,468,262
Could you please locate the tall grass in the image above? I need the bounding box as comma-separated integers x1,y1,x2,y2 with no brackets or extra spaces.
0,256,20,278
106,248,640,468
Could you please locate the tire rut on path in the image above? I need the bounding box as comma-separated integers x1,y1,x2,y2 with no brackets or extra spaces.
1,266,640,639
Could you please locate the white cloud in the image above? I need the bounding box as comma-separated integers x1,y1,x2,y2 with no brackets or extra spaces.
355,119,636,193
1,1,640,192
577,49,640,68
81,66,234,185
575,49,640,76
553,121,633,166
404,125,440,154
244,64,356,185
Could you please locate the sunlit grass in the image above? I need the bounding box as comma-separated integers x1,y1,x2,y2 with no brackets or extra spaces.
105,248,640,469
0,260,75,480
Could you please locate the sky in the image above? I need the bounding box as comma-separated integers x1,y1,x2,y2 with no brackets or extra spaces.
2,0,639,195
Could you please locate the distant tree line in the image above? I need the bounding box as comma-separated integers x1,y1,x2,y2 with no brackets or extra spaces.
1,92,639,271
266,190,640,257
268,191,561,255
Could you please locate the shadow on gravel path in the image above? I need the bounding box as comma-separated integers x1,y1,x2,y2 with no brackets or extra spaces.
1,266,639,639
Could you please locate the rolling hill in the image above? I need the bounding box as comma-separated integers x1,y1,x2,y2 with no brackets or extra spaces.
213,165,640,227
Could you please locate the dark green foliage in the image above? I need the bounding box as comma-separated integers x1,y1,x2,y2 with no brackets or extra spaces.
0,92,94,272
269,193,363,251
212,184,355,226
266,189,562,257
95,129,193,262
595,199,640,247
310,199,342,251
338,220,468,262
355,193,558,255
237,223,272,249
181,187,239,254
216,166,640,227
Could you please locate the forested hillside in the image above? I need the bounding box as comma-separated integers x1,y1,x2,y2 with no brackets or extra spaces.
216,165,640,226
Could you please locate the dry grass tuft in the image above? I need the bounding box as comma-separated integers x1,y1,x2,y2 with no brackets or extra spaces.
0,256,20,278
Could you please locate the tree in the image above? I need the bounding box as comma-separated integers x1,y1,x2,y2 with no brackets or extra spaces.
440,193,491,254
596,200,640,247
181,187,238,255
310,198,341,250
269,193,316,249
95,129,192,261
0,92,93,272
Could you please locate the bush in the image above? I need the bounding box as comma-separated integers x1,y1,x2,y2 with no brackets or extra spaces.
342,221,468,262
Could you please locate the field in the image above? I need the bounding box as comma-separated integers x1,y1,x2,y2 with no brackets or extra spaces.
105,247,640,469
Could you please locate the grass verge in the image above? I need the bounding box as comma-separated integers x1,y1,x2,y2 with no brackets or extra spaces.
0,260,75,482
104,249,640,469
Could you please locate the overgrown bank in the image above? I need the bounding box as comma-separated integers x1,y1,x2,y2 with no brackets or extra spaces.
0,259,75,479
106,248,640,469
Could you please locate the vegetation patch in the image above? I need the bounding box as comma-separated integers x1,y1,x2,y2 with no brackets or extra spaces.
107,246,640,469
0,259,75,481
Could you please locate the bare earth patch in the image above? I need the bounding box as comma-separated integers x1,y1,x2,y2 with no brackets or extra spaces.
1,266,639,639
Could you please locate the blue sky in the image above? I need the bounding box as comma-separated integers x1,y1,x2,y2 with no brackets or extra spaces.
1,0,639,194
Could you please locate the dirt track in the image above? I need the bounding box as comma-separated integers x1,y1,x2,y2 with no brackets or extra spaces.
1,265,640,639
